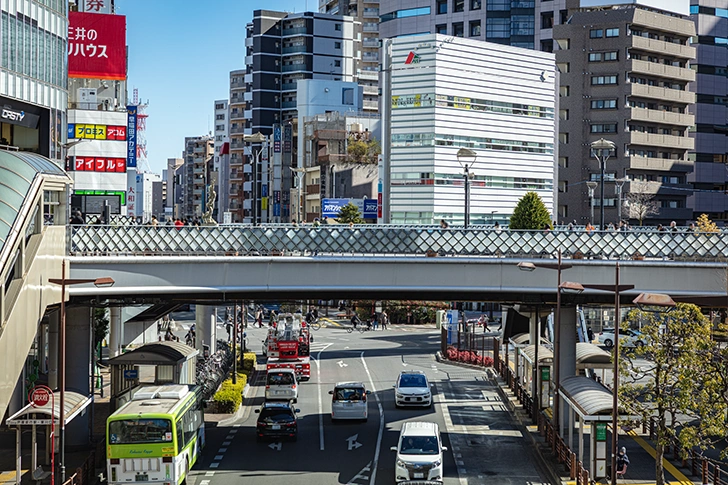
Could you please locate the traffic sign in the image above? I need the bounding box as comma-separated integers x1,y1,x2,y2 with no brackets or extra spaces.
123,369,139,379
29,386,50,407
10,419,53,425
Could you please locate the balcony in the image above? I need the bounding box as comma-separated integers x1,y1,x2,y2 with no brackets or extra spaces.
363,85,378,95
230,126,246,134
363,24,379,32
282,101,297,109
630,36,695,60
283,45,307,54
628,155,692,172
358,70,379,80
363,8,379,17
281,82,297,91
282,27,308,36
629,83,695,104
629,59,695,82
629,107,694,127
230,141,245,149
229,96,246,107
629,132,694,150
230,79,245,89
363,100,379,109
362,53,379,62
282,63,307,72
363,39,379,48
632,9,695,37
230,171,243,182
306,184,320,195
230,110,245,121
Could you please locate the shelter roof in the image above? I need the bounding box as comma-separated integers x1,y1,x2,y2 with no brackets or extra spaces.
6,391,91,426
108,341,198,366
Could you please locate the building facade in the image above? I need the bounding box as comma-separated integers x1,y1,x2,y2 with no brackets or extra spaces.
1,0,69,165
181,136,214,220
554,3,695,226
213,99,230,221
382,34,557,225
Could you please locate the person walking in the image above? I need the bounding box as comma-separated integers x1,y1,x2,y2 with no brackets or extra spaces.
381,310,388,330
478,314,491,332
616,447,630,477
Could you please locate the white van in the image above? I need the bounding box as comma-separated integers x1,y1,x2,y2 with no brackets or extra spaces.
391,421,447,484
265,368,298,403
329,382,369,421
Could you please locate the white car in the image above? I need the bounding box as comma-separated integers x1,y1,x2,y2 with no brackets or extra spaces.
329,382,369,421
597,328,647,348
394,370,432,408
265,369,298,403
391,421,447,484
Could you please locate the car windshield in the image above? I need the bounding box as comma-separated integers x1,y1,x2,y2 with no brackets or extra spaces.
334,387,364,401
399,374,427,388
399,436,439,455
268,372,294,385
259,409,294,423
108,418,173,445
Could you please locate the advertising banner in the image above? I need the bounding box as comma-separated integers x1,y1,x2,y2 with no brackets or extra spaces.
273,190,281,217
126,106,137,167
322,198,378,218
283,124,292,153
69,123,126,140
80,0,112,13
71,156,126,173
68,12,126,80
273,125,281,153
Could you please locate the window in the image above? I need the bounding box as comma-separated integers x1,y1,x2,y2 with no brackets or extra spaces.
590,29,603,38
591,75,617,85
437,0,447,14
334,41,341,49
604,51,618,61
335,23,342,31
334,60,341,67
486,0,509,11
590,123,618,133
605,28,619,37
486,18,510,38
511,15,534,36
589,53,602,62
541,12,553,29
470,20,481,36
436,24,447,34
215,103,225,110
591,99,617,109
215,114,225,120
454,0,464,12
511,0,534,6
470,0,481,10
453,22,464,37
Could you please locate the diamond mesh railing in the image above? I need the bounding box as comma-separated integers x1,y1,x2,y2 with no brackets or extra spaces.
67,225,728,261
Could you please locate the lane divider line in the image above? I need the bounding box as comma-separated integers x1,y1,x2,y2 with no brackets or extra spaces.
361,351,384,485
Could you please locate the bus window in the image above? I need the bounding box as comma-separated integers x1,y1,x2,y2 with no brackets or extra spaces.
108,419,173,444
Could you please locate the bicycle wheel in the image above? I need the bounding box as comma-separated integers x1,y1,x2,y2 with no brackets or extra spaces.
310,320,321,331
346,327,353,334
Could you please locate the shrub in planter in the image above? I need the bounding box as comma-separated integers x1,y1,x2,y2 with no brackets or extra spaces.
240,352,256,373
445,346,458,360
212,388,241,413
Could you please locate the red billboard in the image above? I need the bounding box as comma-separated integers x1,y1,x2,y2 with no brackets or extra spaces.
68,12,126,80
71,157,127,173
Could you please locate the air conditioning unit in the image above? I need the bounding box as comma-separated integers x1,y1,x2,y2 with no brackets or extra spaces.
77,88,97,109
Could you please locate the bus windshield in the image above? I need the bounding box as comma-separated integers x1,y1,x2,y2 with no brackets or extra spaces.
108,418,173,445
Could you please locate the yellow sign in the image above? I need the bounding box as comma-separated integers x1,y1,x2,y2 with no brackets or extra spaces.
75,124,107,140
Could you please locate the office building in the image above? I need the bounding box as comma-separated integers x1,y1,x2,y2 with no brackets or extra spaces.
554,2,695,225
181,136,214,220
382,34,557,225
1,0,69,165
213,100,230,221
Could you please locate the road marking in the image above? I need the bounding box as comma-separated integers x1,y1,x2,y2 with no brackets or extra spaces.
229,429,238,434
347,434,363,450
346,461,372,485
222,441,231,446
233,424,241,427
209,463,219,468
337,360,348,367
268,442,282,451
360,352,383,485
217,448,227,453
213,455,223,461
312,343,332,452
225,435,234,440
204,472,215,477
200,480,210,485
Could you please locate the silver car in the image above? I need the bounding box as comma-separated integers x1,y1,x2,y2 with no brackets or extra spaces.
394,371,432,408
329,382,369,421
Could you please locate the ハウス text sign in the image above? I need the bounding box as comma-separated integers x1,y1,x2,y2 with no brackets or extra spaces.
68,12,126,80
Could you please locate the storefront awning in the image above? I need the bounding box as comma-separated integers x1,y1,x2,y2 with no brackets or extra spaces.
5,391,91,426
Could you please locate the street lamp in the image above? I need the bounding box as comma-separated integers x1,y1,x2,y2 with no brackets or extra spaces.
48,261,114,483
590,138,616,230
517,249,575,431
614,177,627,226
586,181,598,226
290,167,306,223
243,133,266,224
456,148,477,228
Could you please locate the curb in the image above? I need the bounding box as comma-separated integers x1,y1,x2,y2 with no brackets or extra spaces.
217,370,256,427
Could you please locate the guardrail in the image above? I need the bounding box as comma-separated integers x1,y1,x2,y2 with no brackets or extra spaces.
67,225,728,261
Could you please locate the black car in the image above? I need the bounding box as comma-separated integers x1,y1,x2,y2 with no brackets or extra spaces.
255,401,299,441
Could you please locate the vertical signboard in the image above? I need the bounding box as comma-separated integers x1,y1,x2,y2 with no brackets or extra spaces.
274,125,281,153
273,190,281,217
68,12,126,80
377,154,383,223
446,310,459,345
126,106,137,167
283,124,292,153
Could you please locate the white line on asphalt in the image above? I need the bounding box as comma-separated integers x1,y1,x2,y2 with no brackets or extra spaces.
218,448,227,453
200,480,210,485
360,352,383,485
225,435,234,440
312,343,332,451
229,429,238,434
213,455,223,461
204,472,215,477
222,441,231,446
209,463,219,468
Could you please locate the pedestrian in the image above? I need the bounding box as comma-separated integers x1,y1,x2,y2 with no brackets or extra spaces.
494,221,501,234
313,217,321,227
670,220,678,232
440,219,449,229
381,310,388,330
607,222,615,231
657,224,666,232
351,313,361,329
372,313,379,330
616,447,630,477
567,221,574,231
585,221,595,234
479,314,490,332
686,222,696,232
70,210,85,225
587,327,595,342
174,218,184,230
292,219,298,227
151,215,159,227
256,309,263,328
164,326,174,341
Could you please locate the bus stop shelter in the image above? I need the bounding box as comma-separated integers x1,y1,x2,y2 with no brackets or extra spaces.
6,391,91,484
108,341,198,410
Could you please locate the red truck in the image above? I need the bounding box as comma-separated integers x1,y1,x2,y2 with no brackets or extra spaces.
265,314,311,381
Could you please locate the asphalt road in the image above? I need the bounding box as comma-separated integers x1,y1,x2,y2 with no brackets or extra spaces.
186,325,552,485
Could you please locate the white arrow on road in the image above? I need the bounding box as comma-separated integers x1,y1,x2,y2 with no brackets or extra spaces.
268,442,282,451
346,434,363,450
337,360,348,368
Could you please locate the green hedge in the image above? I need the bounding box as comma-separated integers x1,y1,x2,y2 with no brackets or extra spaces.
211,372,248,413
240,352,256,374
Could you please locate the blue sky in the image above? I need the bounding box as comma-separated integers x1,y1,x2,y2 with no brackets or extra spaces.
116,0,307,174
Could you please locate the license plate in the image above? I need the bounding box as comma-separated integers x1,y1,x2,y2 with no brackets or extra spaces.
413,473,424,479
344,402,353,407
272,424,281,430
276,390,285,394
135,474,148,482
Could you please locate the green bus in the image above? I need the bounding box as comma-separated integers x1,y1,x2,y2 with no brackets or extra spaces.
107,384,204,485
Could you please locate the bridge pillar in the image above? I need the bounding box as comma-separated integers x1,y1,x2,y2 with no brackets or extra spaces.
65,306,92,447
196,305,216,355
109,307,122,357
557,306,578,434
48,311,59,390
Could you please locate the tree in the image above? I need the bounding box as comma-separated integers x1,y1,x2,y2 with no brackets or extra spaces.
336,202,365,224
509,191,552,230
625,181,658,226
347,136,381,164
696,213,719,233
619,304,722,485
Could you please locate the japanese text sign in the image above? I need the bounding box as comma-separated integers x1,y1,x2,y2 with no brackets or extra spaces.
127,105,137,167
71,156,127,173
68,123,126,140
81,0,112,13
68,12,126,80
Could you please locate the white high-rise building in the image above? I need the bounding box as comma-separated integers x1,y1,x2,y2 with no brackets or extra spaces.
382,34,557,225
213,100,230,220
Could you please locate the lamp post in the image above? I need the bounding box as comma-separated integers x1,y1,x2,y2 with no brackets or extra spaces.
586,181,598,226
590,138,616,230
517,249,574,430
290,167,306,223
614,177,627,226
48,262,114,483
456,148,477,228
243,133,266,224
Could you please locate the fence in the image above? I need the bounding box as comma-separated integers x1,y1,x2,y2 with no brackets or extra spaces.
443,328,496,367
60,448,96,485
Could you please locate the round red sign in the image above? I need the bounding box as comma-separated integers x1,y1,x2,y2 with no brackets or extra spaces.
29,387,50,407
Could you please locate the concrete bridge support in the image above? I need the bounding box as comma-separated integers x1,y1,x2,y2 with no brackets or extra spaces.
65,306,92,448
557,306,578,435
109,307,122,357
48,311,59,390
196,305,215,356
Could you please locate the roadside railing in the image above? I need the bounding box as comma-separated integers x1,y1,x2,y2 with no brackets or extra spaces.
60,449,96,485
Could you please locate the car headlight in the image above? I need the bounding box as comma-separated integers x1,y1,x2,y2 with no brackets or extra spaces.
433,459,441,467
396,459,408,468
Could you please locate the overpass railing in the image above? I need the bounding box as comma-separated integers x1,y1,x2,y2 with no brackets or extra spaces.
67,225,728,261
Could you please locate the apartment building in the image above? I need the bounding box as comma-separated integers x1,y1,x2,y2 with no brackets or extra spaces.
181,136,214,220
320,0,381,111
688,1,728,222
554,3,696,225
213,100,230,220
228,70,247,222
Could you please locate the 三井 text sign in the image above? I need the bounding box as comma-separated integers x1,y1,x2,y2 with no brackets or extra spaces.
68,12,126,80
